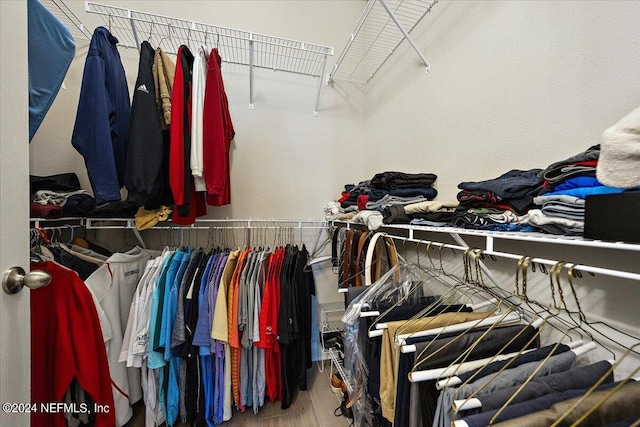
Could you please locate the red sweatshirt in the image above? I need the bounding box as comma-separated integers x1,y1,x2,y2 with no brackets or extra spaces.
203,48,235,206
31,262,115,427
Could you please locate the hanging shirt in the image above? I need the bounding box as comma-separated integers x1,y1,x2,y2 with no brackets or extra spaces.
31,261,115,427
203,48,235,206
213,249,239,421
119,258,156,368
190,47,209,192
28,0,75,141
169,45,207,225
160,248,192,426
84,247,152,426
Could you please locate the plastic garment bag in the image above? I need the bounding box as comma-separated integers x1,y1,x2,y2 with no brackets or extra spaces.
342,263,427,426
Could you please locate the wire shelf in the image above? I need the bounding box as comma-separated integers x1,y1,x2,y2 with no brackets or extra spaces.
320,301,346,314
321,320,344,334
40,0,92,41
328,348,352,393
329,0,438,84
85,2,334,114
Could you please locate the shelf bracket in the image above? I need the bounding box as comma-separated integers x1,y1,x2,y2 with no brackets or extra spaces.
314,52,329,116
130,224,147,249
128,9,141,52
249,33,255,110
377,0,431,74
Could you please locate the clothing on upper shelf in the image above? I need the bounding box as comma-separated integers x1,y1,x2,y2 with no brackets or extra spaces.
72,26,130,205
29,173,96,218
370,172,437,190
337,172,438,212
538,145,600,184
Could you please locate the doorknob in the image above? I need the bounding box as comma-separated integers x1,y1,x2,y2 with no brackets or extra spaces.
2,266,52,295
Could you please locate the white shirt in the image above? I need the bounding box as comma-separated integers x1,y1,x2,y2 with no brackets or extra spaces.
85,247,152,427
190,46,209,192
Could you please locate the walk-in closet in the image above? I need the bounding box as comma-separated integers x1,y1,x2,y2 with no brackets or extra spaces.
2,1,640,426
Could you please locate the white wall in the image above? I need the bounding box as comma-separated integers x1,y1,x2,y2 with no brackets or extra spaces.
364,0,640,200
29,0,368,220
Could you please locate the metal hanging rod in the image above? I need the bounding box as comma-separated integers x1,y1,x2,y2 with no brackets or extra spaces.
337,221,640,253
381,233,640,282
336,223,640,288
83,218,329,230
85,2,333,115
31,217,328,250
328,0,438,84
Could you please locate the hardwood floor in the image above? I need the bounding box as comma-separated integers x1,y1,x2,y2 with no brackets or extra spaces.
125,364,352,427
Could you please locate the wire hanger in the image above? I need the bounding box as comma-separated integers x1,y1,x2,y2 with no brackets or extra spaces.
148,22,154,44
554,342,640,426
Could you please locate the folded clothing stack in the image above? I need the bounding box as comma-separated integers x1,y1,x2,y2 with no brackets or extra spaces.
30,173,95,218
531,146,630,235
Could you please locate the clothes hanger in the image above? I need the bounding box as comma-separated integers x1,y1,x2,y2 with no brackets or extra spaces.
407,252,545,385
449,329,596,422
451,258,603,422
363,237,432,327
447,257,576,385
434,338,590,390
446,263,557,416
394,247,511,345
403,250,517,369
147,22,154,45
556,342,640,427
391,245,491,329
157,23,174,50
559,263,640,355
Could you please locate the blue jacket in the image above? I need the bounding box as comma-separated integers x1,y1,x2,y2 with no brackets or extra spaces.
28,0,75,141
72,27,130,204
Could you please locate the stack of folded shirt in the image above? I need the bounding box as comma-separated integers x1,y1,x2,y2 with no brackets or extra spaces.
537,145,600,193
358,172,438,212
335,172,438,214
457,169,543,214
366,171,438,211
530,176,626,235
453,169,543,231
339,172,438,230
528,146,633,235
